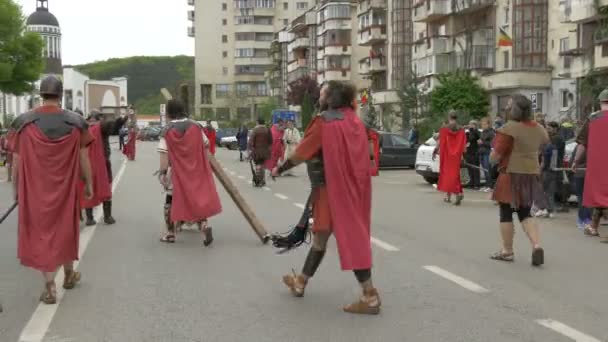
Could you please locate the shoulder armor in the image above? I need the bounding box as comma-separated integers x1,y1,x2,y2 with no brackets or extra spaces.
62,110,88,130
589,111,605,121
320,110,344,122
11,111,37,132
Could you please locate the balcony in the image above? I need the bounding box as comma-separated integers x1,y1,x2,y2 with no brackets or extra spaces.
452,0,495,15
234,57,272,65
359,26,387,46
595,27,608,44
287,58,307,73
287,66,310,83
320,46,351,57
318,70,351,84
414,54,452,76
456,46,495,70
570,0,608,23
289,37,310,52
187,27,195,37
595,44,608,70
187,10,195,21
481,70,551,91
413,0,451,22
357,0,387,15
187,0,194,5
358,56,387,75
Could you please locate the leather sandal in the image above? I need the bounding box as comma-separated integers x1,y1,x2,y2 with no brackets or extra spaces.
343,288,381,315
490,251,514,262
63,270,81,290
40,281,57,305
282,270,306,297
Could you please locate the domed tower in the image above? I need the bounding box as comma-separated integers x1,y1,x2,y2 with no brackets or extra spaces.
26,0,62,75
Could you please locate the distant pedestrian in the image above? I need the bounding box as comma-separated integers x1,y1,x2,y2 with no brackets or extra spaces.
570,144,593,231
433,111,466,205
282,120,301,175
536,121,565,219
236,124,248,161
266,119,285,170
478,117,495,191
203,123,217,156
465,120,481,190
490,94,549,266
119,127,127,150
249,118,273,186
573,88,608,241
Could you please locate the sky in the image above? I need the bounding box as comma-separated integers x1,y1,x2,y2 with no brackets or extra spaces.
16,0,194,65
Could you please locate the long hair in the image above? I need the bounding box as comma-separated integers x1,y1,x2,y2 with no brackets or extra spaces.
166,99,186,120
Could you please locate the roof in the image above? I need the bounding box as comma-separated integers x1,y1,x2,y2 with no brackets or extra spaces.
26,8,59,27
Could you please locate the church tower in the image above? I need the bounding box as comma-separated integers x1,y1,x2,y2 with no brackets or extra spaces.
26,0,62,75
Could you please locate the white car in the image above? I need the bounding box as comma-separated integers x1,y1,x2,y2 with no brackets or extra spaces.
220,135,238,149
415,134,486,186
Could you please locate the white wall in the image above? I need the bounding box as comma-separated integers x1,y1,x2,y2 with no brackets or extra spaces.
63,68,89,112
112,77,128,105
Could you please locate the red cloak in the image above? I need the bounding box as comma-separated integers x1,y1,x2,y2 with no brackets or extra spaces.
203,127,217,155
122,130,136,160
322,107,372,270
81,123,112,208
17,126,81,272
367,128,380,176
166,124,222,222
583,112,608,208
266,125,284,170
437,127,466,194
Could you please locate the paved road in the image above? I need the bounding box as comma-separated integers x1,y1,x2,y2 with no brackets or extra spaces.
1,141,607,342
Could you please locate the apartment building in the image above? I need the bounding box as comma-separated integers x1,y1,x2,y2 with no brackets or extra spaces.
412,0,608,120
190,0,313,121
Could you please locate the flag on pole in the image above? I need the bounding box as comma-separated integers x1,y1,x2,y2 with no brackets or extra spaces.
498,28,513,47
361,89,369,105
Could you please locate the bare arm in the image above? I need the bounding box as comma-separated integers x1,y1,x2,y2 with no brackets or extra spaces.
80,148,93,198
160,151,169,171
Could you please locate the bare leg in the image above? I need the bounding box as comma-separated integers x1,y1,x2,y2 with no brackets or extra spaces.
62,261,81,289
500,222,515,254
521,218,540,249
40,270,57,304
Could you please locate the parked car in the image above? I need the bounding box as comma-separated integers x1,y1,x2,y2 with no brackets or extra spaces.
137,126,161,141
378,132,417,168
217,128,238,149
415,134,486,186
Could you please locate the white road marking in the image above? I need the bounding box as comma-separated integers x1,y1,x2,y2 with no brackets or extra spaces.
293,203,306,209
238,175,245,180
423,265,489,294
263,186,271,191
274,193,289,200
370,237,400,252
222,167,228,171
247,181,253,185
536,319,601,342
18,160,128,342
229,171,236,176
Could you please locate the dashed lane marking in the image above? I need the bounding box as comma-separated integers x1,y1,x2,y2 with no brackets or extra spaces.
19,160,128,342
370,237,400,252
293,203,305,209
229,171,236,176
536,319,601,342
274,193,289,200
263,186,271,191
237,175,245,180
423,265,489,294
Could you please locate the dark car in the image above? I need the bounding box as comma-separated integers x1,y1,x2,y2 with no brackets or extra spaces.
378,132,418,168
137,127,161,141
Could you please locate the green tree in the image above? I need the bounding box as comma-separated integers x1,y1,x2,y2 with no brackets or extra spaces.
363,102,379,129
0,0,44,95
257,96,279,124
300,92,314,129
430,71,489,120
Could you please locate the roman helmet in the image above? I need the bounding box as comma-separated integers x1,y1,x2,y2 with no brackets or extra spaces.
39,75,63,97
598,88,608,103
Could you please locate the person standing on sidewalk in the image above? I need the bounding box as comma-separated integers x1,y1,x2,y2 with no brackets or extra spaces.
536,121,565,219
571,143,593,231
282,119,301,176
478,117,495,192
465,120,481,190
236,124,249,162
573,89,608,241
9,76,94,304
490,94,549,266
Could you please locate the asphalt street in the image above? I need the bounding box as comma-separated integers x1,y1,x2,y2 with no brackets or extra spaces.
1,141,607,342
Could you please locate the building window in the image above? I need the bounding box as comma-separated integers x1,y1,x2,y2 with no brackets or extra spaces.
236,83,251,96
563,56,571,69
254,16,273,25
200,84,212,104
237,107,251,119
504,6,510,25
222,67,229,75
297,2,307,10
222,3,227,10
255,32,274,41
222,35,228,43
235,16,254,24
503,51,510,69
283,19,289,26
222,51,228,58
235,32,255,41
222,19,227,25
283,2,288,10
235,48,255,57
216,84,231,98
513,0,548,69
561,90,569,108
235,65,267,74
559,37,569,52
254,83,268,96
603,43,608,57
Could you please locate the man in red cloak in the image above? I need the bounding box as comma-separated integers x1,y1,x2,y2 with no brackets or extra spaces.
9,76,94,304
574,88,608,241
122,112,137,161
434,111,466,205
203,124,217,156
272,81,380,315
157,99,222,245
266,119,285,170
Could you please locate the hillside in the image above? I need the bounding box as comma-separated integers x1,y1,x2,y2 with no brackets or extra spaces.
75,55,194,114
